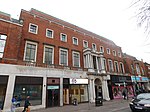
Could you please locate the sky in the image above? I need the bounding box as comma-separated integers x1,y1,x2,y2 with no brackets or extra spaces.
0,0,150,63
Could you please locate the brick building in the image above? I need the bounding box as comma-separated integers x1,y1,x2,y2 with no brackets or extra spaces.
0,9,149,111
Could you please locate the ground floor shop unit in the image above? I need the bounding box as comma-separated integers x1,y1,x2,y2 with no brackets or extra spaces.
0,64,110,111
131,76,149,94
108,75,134,100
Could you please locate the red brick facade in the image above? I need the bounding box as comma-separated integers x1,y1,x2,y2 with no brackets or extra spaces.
0,8,149,77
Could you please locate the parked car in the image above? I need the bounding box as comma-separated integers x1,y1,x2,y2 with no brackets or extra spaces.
129,93,150,112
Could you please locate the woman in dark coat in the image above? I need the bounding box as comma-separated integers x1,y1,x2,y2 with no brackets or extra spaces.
22,96,31,112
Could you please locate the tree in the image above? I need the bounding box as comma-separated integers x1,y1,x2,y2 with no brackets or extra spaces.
133,0,150,37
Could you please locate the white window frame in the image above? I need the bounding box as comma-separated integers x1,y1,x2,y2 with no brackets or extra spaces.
136,64,141,75
46,28,54,38
112,50,116,56
114,61,119,72
59,48,68,66
120,62,125,73
43,45,54,64
23,41,38,62
118,52,121,57
103,58,107,71
72,51,80,67
108,59,114,72
106,48,111,54
83,40,88,48
28,23,38,34
72,37,78,45
92,43,97,51
60,33,67,42
100,46,104,53
0,34,7,58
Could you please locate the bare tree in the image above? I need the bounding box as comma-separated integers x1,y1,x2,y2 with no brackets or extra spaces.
133,0,150,37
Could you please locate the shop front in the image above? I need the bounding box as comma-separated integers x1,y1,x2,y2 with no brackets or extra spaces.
109,75,134,99
131,76,149,94
13,76,43,107
69,78,88,104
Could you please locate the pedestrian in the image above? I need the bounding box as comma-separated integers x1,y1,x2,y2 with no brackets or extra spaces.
122,87,127,100
22,96,31,112
11,96,17,112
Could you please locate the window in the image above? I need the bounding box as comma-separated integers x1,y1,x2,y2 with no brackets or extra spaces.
83,40,88,48
120,62,125,73
141,67,145,75
112,50,116,56
29,23,38,34
100,46,104,53
0,34,7,58
92,43,97,51
118,52,121,57
103,58,107,71
72,37,78,45
60,33,67,42
46,29,53,38
136,64,141,74
131,64,134,74
108,59,114,72
43,45,54,65
24,41,37,62
114,61,119,72
106,48,110,54
72,51,80,67
59,48,68,66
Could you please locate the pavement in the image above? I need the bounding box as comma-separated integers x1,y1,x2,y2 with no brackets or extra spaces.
32,99,131,112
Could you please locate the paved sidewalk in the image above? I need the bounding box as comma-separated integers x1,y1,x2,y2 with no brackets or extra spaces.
32,99,131,112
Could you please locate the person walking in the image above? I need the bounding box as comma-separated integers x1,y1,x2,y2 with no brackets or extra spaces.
122,87,127,100
22,96,31,112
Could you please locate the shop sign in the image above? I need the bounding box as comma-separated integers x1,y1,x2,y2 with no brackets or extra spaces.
141,77,149,82
70,78,88,84
131,76,141,82
47,86,59,89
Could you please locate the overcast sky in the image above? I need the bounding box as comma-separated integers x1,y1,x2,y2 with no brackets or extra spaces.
1,0,150,63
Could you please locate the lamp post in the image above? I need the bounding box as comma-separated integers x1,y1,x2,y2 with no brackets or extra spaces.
133,60,138,96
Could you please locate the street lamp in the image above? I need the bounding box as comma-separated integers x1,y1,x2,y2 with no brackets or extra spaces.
133,60,138,96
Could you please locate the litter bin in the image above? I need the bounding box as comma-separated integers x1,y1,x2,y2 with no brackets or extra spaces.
95,96,103,106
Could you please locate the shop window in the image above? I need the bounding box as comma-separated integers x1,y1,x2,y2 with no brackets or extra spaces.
13,77,43,107
80,89,84,95
75,89,78,95
70,89,74,94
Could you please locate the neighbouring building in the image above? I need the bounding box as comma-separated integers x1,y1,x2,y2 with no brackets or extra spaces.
0,9,149,112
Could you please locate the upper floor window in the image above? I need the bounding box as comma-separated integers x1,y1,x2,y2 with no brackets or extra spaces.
108,59,114,72
83,40,88,48
0,34,7,58
103,58,107,71
120,62,125,73
72,37,78,45
141,67,145,76
100,46,104,53
72,51,80,67
92,43,97,51
46,29,53,38
59,48,68,66
43,45,54,65
112,50,116,56
29,23,38,34
60,33,67,42
136,64,141,75
118,52,121,57
114,61,119,72
106,48,111,54
131,64,134,74
24,41,38,62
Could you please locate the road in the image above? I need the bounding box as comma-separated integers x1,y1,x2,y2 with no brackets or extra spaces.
31,99,132,112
